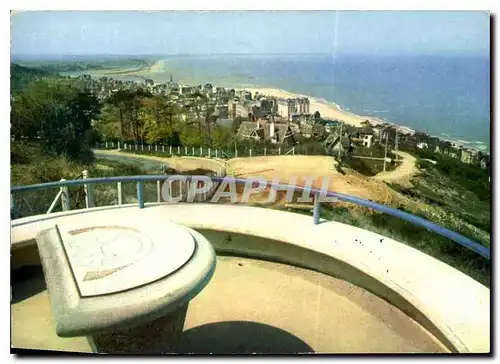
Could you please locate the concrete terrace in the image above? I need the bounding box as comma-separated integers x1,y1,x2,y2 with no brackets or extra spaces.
11,204,490,354
12,256,446,354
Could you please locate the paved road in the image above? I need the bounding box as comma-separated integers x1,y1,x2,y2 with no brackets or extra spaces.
94,150,168,173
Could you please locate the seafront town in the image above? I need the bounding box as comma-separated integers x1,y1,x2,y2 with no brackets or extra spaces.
73,73,490,169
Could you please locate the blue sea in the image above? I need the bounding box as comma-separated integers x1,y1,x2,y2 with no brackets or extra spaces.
149,54,490,151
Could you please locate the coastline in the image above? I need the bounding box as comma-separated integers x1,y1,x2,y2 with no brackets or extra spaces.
235,86,489,152
143,59,369,128
75,58,489,153
145,59,489,152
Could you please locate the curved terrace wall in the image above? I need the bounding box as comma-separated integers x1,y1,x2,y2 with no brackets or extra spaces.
11,203,490,353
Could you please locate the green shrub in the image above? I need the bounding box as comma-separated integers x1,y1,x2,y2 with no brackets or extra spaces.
417,159,433,170
414,150,490,202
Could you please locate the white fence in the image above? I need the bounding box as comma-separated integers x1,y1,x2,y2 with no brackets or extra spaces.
98,142,299,159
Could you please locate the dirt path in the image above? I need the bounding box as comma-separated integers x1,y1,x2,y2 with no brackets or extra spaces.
94,151,397,205
372,151,418,185
227,155,395,204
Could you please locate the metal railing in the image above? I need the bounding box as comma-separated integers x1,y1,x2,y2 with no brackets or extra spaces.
10,175,490,260
45,173,85,215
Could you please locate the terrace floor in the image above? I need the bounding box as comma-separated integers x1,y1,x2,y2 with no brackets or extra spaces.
11,256,447,354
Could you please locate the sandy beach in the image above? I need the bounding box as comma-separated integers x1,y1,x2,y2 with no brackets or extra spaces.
237,87,370,127
79,58,488,152
138,60,370,128
125,61,486,151
237,87,487,150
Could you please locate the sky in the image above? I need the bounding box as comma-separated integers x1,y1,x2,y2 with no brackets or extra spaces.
10,11,490,58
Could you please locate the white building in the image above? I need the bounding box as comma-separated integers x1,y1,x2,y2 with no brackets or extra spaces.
363,135,374,148
417,142,429,149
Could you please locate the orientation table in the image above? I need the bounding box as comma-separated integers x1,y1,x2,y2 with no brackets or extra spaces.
35,215,216,354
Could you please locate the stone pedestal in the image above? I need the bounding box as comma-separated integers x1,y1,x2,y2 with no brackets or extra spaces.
88,303,189,354
35,217,216,354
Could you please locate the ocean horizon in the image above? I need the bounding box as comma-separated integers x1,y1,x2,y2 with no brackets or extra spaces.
16,53,490,151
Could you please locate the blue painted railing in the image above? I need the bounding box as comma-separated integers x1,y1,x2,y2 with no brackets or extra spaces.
10,175,490,259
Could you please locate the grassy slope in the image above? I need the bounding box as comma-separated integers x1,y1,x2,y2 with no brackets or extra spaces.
17,58,153,79
11,64,54,94
16,58,150,71
388,169,490,245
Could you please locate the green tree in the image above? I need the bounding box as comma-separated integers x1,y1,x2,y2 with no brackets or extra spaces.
180,124,205,147
143,95,181,145
211,125,233,149
106,88,152,142
11,78,101,163
93,104,121,141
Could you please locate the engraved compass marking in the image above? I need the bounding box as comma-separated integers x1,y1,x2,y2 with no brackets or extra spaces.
63,226,154,277
83,265,128,281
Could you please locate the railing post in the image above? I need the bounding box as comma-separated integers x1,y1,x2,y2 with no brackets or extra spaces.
149,145,151,152
264,148,267,156
185,146,187,155
137,181,144,209
141,144,144,151
279,147,281,155
162,145,165,153
105,141,108,149
249,149,252,157
169,146,172,155
200,146,203,156
313,192,320,225
60,179,70,211
118,141,121,150
46,189,64,215
11,193,16,219
208,148,211,157
82,170,94,208
215,149,218,158
117,182,123,205
192,146,195,156
157,181,162,202
178,146,180,154
155,144,158,152
235,149,238,158
293,146,295,155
